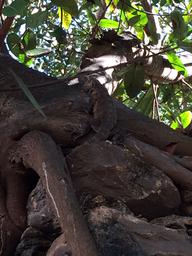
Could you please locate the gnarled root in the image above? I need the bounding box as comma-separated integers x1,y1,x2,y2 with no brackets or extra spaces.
10,131,98,256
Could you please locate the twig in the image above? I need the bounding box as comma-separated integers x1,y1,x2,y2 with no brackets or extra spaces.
91,0,113,39
182,79,192,90
152,82,161,121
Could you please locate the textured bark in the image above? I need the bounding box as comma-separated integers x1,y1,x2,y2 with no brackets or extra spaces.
88,206,192,256
11,131,98,256
1,44,192,255
67,142,181,218
122,136,192,189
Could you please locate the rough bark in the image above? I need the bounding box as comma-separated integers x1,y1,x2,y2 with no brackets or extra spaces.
88,206,192,256
11,131,98,256
0,42,192,255
67,141,181,218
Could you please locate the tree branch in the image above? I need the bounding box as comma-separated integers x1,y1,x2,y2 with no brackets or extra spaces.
0,17,14,50
141,0,160,45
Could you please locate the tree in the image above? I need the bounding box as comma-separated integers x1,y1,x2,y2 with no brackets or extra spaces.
1,0,192,255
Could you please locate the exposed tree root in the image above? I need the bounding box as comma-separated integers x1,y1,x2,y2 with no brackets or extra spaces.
122,135,192,190
0,158,29,256
2,131,98,256
15,131,98,256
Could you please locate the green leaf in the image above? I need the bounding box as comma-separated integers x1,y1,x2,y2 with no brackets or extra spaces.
171,111,192,129
112,67,128,81
51,0,78,17
134,87,153,116
18,53,29,64
27,11,47,28
86,8,97,25
161,85,174,103
184,2,192,23
113,80,125,97
22,29,36,51
180,111,192,128
124,65,135,97
125,8,148,27
117,0,131,11
146,19,160,44
174,0,183,3
124,64,145,98
9,69,46,118
152,0,159,5
58,7,72,29
179,40,192,53
160,0,167,6
128,15,141,26
52,25,67,44
26,48,51,57
7,33,23,57
166,52,188,77
133,64,145,92
105,0,118,11
170,9,187,41
171,119,180,130
99,19,119,29
3,0,28,16
137,12,148,26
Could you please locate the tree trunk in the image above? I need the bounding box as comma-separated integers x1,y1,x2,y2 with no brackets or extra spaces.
1,53,192,256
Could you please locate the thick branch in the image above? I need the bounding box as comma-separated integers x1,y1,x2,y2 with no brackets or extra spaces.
0,54,192,157
0,156,29,256
141,0,160,45
80,31,192,89
115,99,192,156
